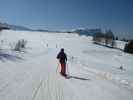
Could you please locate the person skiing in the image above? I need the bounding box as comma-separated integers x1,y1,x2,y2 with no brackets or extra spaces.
57,48,67,77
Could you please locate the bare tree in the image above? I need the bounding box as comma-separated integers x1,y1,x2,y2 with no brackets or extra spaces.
14,39,27,51
105,30,115,47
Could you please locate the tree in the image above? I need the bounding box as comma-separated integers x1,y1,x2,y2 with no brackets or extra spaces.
124,40,133,54
93,32,104,44
105,30,115,46
111,40,116,47
115,36,118,40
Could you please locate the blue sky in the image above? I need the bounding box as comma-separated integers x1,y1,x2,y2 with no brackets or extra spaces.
0,0,133,38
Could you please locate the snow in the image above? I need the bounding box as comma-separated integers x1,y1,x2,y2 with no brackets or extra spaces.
0,30,133,100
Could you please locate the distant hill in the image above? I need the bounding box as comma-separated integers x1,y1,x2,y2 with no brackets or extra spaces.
34,29,50,32
0,22,57,32
0,22,10,30
0,22,32,31
71,28,102,36
9,25,32,31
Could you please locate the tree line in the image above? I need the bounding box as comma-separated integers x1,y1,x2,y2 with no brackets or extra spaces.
93,29,116,48
92,29,133,54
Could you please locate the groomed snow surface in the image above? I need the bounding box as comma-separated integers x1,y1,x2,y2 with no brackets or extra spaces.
0,30,133,100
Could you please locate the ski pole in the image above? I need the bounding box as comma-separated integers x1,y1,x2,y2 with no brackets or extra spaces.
56,62,60,73
66,63,69,75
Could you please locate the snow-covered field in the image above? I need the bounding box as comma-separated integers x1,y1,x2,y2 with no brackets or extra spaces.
0,30,133,100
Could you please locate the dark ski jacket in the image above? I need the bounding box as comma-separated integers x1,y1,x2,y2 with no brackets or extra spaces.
57,51,67,63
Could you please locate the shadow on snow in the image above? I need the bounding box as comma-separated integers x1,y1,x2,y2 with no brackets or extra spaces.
0,53,23,62
67,75,90,81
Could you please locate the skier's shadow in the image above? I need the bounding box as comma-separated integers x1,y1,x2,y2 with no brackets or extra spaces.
67,75,90,81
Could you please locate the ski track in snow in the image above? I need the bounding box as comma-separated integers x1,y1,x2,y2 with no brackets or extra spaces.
0,30,133,100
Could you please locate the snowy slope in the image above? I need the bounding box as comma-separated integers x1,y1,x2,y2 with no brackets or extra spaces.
0,30,133,100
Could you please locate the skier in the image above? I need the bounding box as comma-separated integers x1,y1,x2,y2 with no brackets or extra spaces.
57,48,67,77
